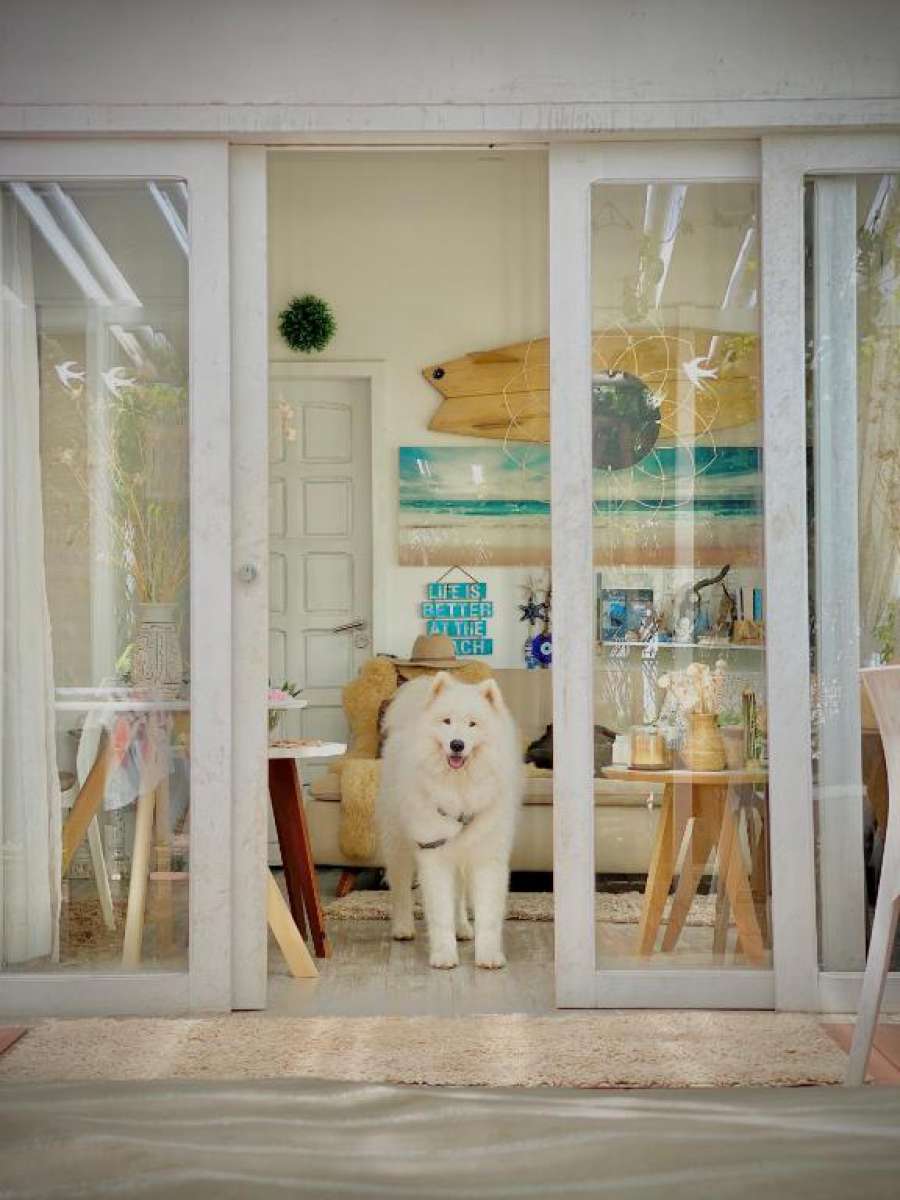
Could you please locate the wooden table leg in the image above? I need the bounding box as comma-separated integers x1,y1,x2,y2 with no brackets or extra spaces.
661,786,720,952
749,790,770,946
153,772,174,955
718,790,766,964
712,791,736,956
121,784,158,968
635,783,676,955
267,871,318,979
269,758,331,958
62,733,115,873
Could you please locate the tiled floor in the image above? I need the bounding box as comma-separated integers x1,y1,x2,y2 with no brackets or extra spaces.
824,1023,900,1084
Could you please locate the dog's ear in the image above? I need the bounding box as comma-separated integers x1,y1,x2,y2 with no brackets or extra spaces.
427,671,452,703
479,678,504,711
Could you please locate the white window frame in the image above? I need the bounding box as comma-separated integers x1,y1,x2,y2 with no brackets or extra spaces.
0,140,232,1015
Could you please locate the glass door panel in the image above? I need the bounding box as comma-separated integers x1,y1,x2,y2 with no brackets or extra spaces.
806,173,900,974
588,179,771,972
1,178,190,973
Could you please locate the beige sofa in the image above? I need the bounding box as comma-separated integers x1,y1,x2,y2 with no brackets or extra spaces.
305,666,662,875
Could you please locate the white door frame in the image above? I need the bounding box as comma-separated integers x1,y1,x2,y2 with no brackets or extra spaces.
551,140,780,1009
0,139,232,1016
761,132,900,1014
230,145,270,1009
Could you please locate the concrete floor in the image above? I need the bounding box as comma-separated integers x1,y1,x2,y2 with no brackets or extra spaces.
1,1078,899,1199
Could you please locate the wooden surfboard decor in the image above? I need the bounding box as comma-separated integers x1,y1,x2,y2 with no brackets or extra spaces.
424,330,759,444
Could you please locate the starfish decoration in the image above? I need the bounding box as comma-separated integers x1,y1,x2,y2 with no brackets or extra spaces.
519,599,544,625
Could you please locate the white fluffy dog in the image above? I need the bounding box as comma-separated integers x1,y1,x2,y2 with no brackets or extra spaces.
377,670,522,969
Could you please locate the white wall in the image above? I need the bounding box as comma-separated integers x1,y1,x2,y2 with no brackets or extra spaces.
268,149,549,666
1,1,898,134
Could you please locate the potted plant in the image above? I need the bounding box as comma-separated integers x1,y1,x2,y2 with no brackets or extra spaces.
268,680,303,737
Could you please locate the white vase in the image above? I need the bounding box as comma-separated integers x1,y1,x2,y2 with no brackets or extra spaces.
132,602,183,691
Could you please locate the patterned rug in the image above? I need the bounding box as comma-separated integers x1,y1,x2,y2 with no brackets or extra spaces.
324,889,721,927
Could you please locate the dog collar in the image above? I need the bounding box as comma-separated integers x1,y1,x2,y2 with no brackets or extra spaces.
417,809,475,850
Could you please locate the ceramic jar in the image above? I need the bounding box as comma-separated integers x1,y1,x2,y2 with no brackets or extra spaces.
720,724,746,770
132,602,183,691
681,711,726,771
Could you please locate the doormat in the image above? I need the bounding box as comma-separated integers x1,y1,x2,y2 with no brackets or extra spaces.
0,1013,845,1088
324,890,722,927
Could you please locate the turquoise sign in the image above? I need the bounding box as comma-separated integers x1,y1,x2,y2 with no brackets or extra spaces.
420,579,493,656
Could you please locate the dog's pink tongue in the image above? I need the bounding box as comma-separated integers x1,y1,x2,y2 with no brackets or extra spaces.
448,754,466,770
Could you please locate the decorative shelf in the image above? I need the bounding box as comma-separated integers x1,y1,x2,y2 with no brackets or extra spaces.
596,641,764,652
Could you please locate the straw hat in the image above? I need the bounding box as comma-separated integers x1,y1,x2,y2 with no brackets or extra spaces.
393,633,460,669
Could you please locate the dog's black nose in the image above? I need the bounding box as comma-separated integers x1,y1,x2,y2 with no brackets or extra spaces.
449,739,465,754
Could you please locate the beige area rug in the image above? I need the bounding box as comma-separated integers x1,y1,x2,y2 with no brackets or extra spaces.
0,1013,844,1088
325,889,722,927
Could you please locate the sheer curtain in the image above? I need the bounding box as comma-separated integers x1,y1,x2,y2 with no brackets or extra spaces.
0,187,61,966
858,180,900,653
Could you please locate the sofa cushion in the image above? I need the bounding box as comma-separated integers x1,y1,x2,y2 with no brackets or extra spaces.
308,770,660,808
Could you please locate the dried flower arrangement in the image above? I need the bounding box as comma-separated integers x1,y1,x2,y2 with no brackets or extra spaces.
52,372,189,605
657,659,728,717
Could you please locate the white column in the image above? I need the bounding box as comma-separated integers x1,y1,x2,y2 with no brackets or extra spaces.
229,146,269,1010
812,177,867,971
550,146,596,1004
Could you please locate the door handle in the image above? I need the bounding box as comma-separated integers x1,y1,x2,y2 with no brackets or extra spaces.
331,619,367,633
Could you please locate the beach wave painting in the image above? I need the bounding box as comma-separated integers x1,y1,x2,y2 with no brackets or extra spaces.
398,445,762,567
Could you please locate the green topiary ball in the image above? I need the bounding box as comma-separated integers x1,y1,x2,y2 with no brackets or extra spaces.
277,294,336,353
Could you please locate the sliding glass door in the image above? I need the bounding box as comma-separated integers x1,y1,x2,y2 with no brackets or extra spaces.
0,142,231,1014
551,142,785,1008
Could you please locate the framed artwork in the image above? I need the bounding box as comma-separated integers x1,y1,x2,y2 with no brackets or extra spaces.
397,445,762,568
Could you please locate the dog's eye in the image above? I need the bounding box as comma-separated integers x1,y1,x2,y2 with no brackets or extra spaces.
468,720,477,728
442,717,451,725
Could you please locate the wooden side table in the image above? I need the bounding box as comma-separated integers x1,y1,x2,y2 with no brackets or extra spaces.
268,741,347,960
602,765,770,964
59,694,325,980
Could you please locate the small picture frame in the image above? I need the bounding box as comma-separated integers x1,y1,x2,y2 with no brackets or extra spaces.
598,585,654,642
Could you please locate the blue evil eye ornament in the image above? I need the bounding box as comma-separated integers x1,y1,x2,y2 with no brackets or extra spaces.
531,632,553,666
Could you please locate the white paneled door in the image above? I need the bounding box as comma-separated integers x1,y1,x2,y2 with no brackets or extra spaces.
268,366,373,857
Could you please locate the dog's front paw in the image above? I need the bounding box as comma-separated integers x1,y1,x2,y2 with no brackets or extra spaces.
475,942,507,970
429,945,460,969
430,954,459,969
392,925,415,942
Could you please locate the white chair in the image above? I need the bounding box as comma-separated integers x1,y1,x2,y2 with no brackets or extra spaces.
846,665,900,1085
